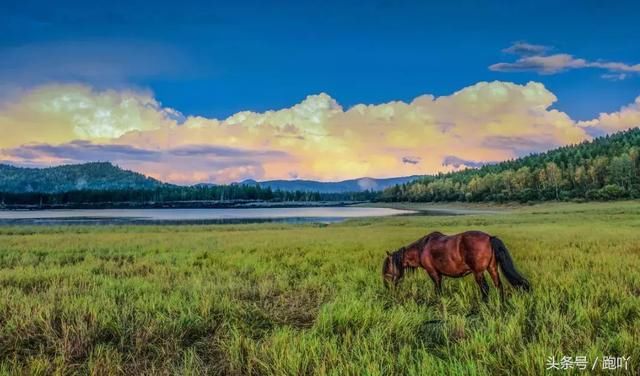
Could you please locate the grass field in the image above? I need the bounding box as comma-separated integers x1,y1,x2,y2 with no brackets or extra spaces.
1,201,639,375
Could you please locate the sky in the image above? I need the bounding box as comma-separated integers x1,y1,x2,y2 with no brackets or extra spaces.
1,0,639,184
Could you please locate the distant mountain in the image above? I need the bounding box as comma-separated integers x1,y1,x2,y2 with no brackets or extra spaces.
0,162,166,193
0,161,420,195
237,175,422,193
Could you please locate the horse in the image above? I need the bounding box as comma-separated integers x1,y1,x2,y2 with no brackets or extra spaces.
382,231,530,301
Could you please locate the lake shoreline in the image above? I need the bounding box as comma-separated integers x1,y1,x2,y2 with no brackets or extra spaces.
0,200,367,211
6,199,616,218
357,201,511,215
0,207,416,226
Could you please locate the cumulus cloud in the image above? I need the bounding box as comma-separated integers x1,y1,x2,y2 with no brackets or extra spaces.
578,96,640,134
1,81,639,184
491,42,640,78
0,84,180,148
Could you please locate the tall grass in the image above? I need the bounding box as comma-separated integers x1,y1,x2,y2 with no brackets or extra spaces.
1,201,639,374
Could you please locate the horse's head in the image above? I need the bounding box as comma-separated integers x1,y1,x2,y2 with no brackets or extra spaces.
382,248,406,287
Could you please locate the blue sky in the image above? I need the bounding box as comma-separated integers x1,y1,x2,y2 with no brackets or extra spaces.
1,1,640,183
2,0,639,120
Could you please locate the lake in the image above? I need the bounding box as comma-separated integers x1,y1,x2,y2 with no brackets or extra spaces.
0,207,416,225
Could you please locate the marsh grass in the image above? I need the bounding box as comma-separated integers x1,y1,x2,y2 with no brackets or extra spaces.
1,201,639,374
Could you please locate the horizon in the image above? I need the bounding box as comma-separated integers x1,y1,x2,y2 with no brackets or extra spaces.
1,159,424,185
1,1,639,184
4,124,636,186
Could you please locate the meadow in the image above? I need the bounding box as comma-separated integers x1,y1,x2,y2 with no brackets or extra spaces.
1,201,639,375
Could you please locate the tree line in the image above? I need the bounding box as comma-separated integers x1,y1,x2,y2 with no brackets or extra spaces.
0,184,378,207
380,128,640,203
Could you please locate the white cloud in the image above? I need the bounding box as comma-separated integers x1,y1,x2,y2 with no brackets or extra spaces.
578,96,640,134
491,54,587,74
491,42,640,79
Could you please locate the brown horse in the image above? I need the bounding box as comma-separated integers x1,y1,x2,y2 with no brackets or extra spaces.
382,231,530,301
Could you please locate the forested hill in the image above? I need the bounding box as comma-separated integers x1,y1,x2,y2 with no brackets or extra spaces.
380,128,640,202
0,162,165,193
0,162,378,207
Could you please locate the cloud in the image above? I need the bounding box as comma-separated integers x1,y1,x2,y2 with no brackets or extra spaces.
490,42,640,79
481,135,559,156
0,84,180,147
602,73,628,81
357,178,379,190
1,141,159,162
402,156,421,164
503,41,551,56
577,96,640,134
1,81,639,184
442,156,493,169
1,141,287,162
490,54,587,74
167,145,288,159
0,141,292,184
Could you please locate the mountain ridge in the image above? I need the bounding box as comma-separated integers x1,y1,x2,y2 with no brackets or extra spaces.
0,162,421,194
236,176,423,193
0,162,166,193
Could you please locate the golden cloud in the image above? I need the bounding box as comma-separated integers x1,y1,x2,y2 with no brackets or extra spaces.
0,84,177,148
1,81,638,184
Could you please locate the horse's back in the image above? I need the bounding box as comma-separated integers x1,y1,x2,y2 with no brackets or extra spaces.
420,230,495,276
430,231,493,271
428,230,490,244
460,230,491,240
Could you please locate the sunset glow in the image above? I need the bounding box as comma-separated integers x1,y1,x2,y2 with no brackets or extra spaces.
1,81,638,184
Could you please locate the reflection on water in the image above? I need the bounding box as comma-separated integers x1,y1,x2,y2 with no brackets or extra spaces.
0,207,415,225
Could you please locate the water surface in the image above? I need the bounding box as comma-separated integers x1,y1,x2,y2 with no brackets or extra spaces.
0,207,415,225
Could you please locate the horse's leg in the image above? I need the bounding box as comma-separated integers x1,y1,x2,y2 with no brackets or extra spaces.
488,263,504,302
474,272,490,302
426,271,442,296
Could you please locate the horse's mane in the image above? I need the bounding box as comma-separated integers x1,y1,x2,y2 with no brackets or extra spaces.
407,231,442,254
391,247,406,269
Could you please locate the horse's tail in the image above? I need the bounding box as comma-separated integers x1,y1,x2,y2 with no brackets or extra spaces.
490,236,531,292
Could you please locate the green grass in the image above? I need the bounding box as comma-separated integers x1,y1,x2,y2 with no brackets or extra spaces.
1,201,639,375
